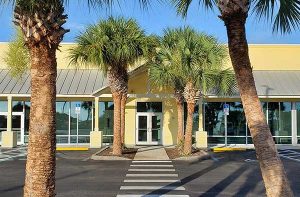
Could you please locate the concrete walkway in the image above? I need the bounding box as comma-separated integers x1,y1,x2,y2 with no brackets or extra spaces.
134,146,170,160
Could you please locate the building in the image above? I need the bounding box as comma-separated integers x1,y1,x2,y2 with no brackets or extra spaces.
0,43,300,148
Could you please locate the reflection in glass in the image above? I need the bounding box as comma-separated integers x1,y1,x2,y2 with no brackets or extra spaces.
268,102,291,144
12,115,21,142
99,102,114,143
78,101,93,135
138,116,148,142
0,101,8,112
24,102,30,143
12,101,23,112
152,115,161,142
0,115,7,142
56,102,69,135
137,102,162,112
296,102,300,137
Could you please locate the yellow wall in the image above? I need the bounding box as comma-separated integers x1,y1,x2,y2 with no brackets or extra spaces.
1,43,300,70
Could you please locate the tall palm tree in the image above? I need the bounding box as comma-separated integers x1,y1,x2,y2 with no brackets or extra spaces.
0,1,149,196
69,17,153,156
171,0,300,195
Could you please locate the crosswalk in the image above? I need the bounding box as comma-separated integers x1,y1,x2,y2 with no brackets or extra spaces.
278,149,300,162
117,160,189,197
0,147,27,163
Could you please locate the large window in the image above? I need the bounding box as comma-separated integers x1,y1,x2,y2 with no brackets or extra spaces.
99,102,114,143
205,102,225,144
227,102,247,144
295,103,300,144
268,102,292,144
137,102,162,112
56,101,92,144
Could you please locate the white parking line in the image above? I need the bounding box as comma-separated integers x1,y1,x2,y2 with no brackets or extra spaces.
117,195,189,197
120,186,185,190
126,174,178,177
132,161,172,163
129,169,175,172
124,179,180,183
130,164,174,167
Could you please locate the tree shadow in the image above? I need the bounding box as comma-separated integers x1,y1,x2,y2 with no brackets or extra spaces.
0,170,90,194
199,164,248,197
146,163,222,195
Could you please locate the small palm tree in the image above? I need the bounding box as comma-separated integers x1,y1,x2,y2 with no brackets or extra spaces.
69,17,153,156
171,0,300,195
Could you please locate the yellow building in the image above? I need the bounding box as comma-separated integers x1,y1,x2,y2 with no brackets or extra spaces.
1,43,300,148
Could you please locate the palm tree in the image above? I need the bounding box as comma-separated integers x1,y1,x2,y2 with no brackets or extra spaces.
69,17,153,156
0,1,150,196
171,0,300,195
151,27,235,155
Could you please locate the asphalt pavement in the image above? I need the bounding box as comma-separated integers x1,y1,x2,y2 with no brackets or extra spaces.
0,149,300,197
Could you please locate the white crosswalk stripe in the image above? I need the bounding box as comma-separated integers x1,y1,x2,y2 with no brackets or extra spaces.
118,160,189,197
278,149,300,162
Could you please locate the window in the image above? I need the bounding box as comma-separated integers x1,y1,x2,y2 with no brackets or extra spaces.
137,102,162,113
268,102,292,144
99,102,114,143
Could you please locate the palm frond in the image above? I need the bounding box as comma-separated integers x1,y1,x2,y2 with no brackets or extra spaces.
253,0,300,33
171,0,215,17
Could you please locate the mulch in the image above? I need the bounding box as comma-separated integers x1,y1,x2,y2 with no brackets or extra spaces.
97,147,138,159
165,147,207,159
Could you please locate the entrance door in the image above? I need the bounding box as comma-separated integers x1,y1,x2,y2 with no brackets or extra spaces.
136,113,162,145
0,112,24,144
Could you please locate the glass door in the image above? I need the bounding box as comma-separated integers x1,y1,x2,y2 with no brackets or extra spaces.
0,112,24,144
136,113,162,145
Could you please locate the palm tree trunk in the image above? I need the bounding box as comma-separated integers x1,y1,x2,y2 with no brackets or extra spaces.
112,92,122,156
183,82,196,155
183,102,195,155
24,44,57,197
176,100,184,144
223,13,293,196
120,93,127,146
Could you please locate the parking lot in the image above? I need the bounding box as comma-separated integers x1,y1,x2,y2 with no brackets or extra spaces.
0,148,300,197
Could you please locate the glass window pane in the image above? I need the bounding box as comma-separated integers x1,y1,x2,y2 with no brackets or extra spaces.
0,115,7,143
99,102,114,138
70,102,78,135
56,136,69,144
56,102,69,135
137,102,162,112
24,102,30,137
227,102,246,137
205,102,225,136
296,102,300,137
78,102,93,135
12,101,23,112
0,101,8,112
268,102,291,137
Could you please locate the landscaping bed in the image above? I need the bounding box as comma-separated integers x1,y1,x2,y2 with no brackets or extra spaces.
96,147,138,159
165,147,209,160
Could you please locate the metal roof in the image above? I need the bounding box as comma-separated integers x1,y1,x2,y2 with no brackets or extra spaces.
254,70,300,96
0,69,300,97
0,69,107,95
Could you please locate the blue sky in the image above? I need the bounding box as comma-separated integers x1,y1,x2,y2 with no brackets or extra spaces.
0,1,299,44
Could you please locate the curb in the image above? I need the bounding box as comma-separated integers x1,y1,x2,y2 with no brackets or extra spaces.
91,146,131,161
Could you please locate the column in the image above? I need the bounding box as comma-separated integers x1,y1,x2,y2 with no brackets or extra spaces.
90,97,102,148
196,97,207,149
7,96,12,132
292,102,297,145
2,96,17,148
94,97,99,132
